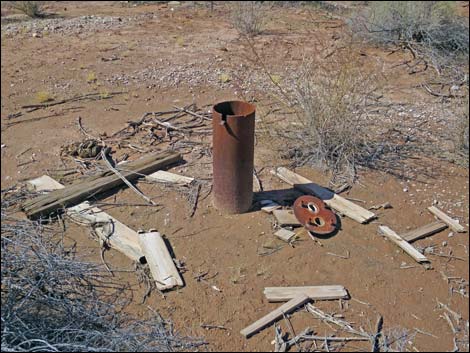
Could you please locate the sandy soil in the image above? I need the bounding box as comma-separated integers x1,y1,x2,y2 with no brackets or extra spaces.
1,2,469,352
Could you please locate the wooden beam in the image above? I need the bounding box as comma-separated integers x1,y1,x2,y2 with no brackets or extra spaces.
23,151,182,219
271,167,375,224
27,175,144,262
428,206,466,233
240,294,310,338
378,226,429,264
264,285,348,302
138,231,184,291
401,221,448,242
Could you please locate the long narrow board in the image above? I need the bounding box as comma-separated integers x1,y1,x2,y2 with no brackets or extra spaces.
27,175,144,262
138,231,184,291
428,206,466,233
271,167,375,224
23,151,182,219
240,295,310,338
401,221,448,242
264,285,348,302
145,170,194,185
378,226,429,264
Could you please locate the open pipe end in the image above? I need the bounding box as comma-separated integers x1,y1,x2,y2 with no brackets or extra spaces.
213,100,256,118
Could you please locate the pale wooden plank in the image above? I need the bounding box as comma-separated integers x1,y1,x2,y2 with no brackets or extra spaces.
138,231,183,291
240,295,310,338
401,221,448,242
146,170,194,185
273,209,301,227
271,167,375,224
27,175,144,262
260,200,282,214
264,285,348,302
428,206,466,233
274,228,297,242
378,226,429,264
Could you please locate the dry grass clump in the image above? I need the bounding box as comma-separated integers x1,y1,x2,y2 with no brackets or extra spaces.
7,1,44,18
282,46,385,184
229,1,266,36
1,186,206,352
350,1,469,79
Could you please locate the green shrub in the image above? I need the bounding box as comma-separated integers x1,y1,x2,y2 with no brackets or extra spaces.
7,1,44,18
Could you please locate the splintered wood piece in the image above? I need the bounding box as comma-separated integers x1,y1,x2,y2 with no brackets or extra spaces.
145,170,194,185
138,231,183,291
378,226,429,264
240,294,310,338
271,167,375,224
260,200,282,214
27,175,144,262
264,285,348,302
401,221,448,242
428,206,466,233
22,151,182,219
274,228,297,242
273,209,301,227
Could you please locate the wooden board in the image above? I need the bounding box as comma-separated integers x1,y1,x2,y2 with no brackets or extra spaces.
428,206,466,233
27,175,144,262
274,228,297,242
23,151,182,219
264,285,348,302
273,209,301,227
401,221,448,242
378,226,429,264
260,200,282,214
138,231,183,291
145,170,194,185
240,294,310,338
271,167,376,224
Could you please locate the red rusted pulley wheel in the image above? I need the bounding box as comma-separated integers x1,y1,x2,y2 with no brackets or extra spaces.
293,195,338,235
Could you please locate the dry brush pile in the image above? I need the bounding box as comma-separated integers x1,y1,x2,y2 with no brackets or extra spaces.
1,186,206,352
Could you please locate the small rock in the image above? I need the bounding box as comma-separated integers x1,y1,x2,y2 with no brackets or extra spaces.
403,188,408,192
442,241,447,247
448,232,454,238
32,32,41,38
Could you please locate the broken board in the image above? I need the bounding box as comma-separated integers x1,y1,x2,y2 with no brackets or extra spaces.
264,285,348,302
145,170,194,185
271,167,375,224
378,226,429,264
428,206,466,233
27,175,144,262
138,231,184,290
240,294,310,338
401,221,448,242
273,209,301,227
274,228,297,242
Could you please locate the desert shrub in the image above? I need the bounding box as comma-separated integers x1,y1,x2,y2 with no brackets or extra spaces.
230,1,266,36
7,1,44,18
1,187,206,352
350,1,469,75
283,48,383,184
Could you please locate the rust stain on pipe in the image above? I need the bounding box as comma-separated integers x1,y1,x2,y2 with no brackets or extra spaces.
212,101,256,214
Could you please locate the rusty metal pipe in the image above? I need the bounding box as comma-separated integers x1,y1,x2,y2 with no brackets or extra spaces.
212,101,256,214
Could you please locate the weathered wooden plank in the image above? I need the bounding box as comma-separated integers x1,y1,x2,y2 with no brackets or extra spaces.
23,151,182,219
138,231,183,291
271,167,375,224
274,228,297,242
264,285,348,302
27,175,144,262
378,226,429,264
401,221,448,242
145,170,194,185
273,209,301,227
428,206,466,233
240,295,310,338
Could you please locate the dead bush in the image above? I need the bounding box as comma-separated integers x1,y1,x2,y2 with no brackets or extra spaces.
6,1,44,18
1,187,206,352
349,2,469,77
230,1,266,36
282,47,384,184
